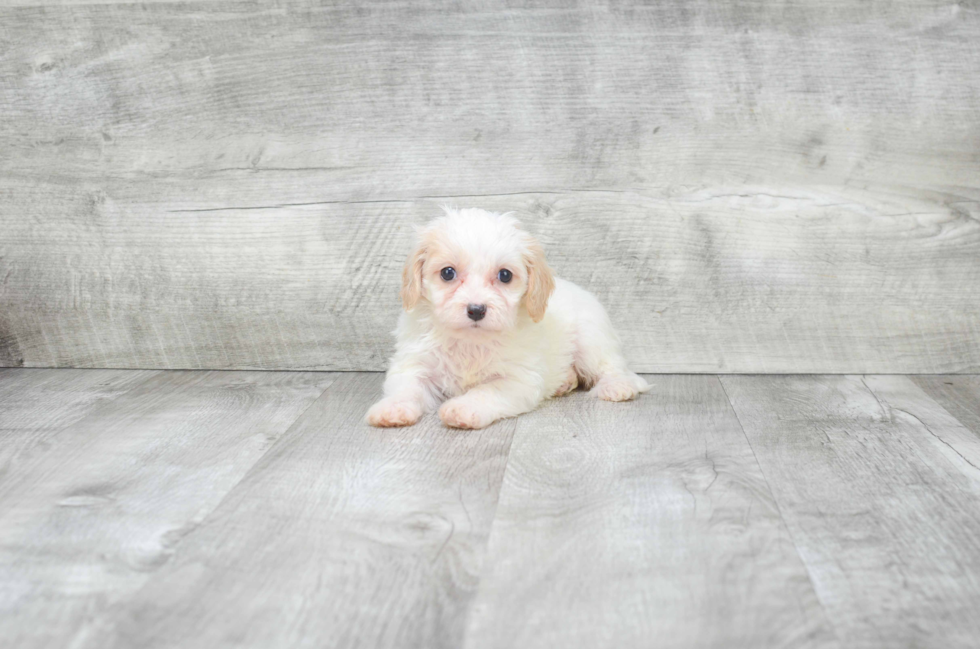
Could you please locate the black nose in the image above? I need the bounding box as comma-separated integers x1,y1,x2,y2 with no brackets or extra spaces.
466,304,487,321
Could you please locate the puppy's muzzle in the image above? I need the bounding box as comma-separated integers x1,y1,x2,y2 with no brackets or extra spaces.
466,304,487,321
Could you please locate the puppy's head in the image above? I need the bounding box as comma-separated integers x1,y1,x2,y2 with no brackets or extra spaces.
401,208,555,333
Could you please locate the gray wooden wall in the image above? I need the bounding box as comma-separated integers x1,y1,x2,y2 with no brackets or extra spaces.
1,1,978,372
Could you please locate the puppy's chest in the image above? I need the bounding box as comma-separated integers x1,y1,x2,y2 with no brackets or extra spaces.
428,339,504,394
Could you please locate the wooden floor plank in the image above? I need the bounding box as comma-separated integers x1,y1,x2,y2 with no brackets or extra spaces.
0,370,335,649
4,371,979,647
463,376,836,649
863,376,980,487
721,375,980,648
85,373,518,649
0,368,159,488
912,375,980,440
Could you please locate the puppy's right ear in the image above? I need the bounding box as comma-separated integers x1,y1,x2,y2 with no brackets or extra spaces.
400,241,426,311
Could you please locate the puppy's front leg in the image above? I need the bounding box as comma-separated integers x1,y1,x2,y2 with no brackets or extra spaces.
366,372,427,428
439,378,544,430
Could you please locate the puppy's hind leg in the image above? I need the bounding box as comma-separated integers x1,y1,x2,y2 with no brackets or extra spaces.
592,370,650,402
551,365,579,398
570,300,650,402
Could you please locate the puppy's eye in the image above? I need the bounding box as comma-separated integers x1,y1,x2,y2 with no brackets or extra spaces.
498,269,513,283
440,267,456,281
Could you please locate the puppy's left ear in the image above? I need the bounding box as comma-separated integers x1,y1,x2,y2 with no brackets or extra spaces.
400,240,426,311
523,235,555,323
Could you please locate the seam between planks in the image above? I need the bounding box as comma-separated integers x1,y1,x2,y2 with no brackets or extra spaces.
158,371,342,531
0,369,164,442
64,371,341,647
716,375,844,648
7,363,980,375
456,414,523,649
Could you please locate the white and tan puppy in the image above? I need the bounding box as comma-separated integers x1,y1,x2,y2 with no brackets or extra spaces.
367,208,649,429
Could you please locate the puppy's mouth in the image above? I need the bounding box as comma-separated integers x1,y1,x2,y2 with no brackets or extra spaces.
461,321,500,333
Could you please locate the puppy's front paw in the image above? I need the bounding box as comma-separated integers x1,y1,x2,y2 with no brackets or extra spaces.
439,399,491,429
366,398,422,427
593,375,640,402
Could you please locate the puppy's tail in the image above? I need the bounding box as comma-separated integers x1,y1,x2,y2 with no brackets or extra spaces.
588,370,651,401
632,371,652,393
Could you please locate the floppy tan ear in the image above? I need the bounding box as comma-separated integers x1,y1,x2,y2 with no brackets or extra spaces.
523,236,555,323
400,242,426,311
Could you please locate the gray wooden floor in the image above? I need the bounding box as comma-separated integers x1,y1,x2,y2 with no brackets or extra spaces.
2,370,979,648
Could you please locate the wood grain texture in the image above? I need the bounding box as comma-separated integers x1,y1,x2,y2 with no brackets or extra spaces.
464,376,837,649
87,373,517,649
2,2,978,188
2,186,978,373
721,375,980,648
4,370,980,646
2,0,209,5
912,375,980,439
0,368,158,482
0,1,979,372
0,370,335,649
863,375,980,483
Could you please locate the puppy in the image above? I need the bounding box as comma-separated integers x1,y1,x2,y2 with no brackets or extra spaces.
366,208,649,429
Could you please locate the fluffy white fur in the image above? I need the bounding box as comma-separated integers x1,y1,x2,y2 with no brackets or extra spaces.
366,208,649,429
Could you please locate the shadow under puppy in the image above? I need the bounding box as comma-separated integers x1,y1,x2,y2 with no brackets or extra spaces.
367,208,649,429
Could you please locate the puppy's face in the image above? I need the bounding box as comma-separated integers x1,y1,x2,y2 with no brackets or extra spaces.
401,209,555,334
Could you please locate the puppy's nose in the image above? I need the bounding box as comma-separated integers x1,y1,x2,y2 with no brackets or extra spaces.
466,304,487,321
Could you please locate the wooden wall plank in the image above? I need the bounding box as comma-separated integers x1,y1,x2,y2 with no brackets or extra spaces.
0,370,335,649
721,375,980,648
463,377,837,649
1,1,978,371
3,0,217,5
2,186,977,372
2,2,977,189
85,373,517,649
